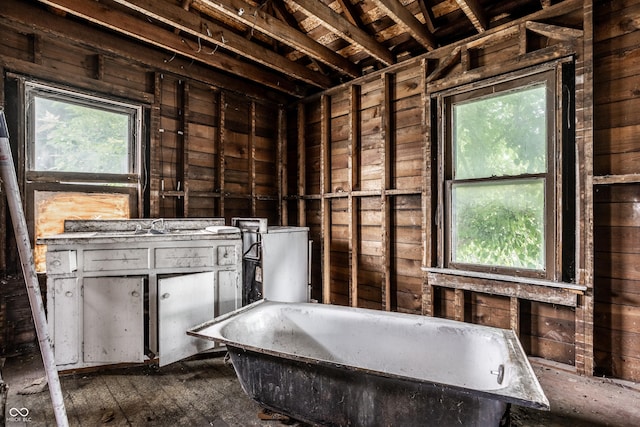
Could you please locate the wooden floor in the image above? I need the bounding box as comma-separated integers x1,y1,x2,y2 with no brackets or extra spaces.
3,350,640,426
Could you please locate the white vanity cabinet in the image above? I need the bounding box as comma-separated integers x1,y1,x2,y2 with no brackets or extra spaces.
40,219,242,370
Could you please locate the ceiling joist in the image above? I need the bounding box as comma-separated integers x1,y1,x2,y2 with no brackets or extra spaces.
36,0,305,96
286,0,396,66
111,0,333,88
193,0,360,78
370,0,438,51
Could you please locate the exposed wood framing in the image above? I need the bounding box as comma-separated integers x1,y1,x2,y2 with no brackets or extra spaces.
110,0,332,89
349,85,360,307
35,0,306,96
455,0,489,33
278,107,286,224
320,94,331,304
381,72,393,311
421,58,433,317
218,91,226,216
297,104,306,226
370,0,438,51
576,0,594,377
286,0,396,66
526,20,584,40
250,101,256,216
150,73,163,218
194,0,360,78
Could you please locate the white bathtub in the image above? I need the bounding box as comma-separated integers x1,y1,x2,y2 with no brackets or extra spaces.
189,300,549,426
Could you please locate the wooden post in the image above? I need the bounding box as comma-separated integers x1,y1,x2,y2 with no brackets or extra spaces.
349,85,360,307
320,95,332,304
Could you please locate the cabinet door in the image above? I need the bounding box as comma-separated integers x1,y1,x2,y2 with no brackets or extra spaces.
83,277,144,364
53,278,79,365
158,272,216,367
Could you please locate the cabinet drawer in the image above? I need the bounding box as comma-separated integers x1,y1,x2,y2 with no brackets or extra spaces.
47,250,77,274
217,245,238,266
155,247,214,269
84,248,150,271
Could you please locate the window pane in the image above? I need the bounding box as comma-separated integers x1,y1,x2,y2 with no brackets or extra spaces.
451,180,545,270
34,97,131,174
453,85,547,180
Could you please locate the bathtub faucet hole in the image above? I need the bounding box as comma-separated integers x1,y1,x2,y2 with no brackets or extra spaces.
491,364,505,384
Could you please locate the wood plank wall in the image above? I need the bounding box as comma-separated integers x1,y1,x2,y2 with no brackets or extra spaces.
0,1,289,352
593,0,640,381
295,1,600,375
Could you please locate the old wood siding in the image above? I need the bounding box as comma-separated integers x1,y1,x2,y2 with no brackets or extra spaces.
296,1,594,372
592,0,640,382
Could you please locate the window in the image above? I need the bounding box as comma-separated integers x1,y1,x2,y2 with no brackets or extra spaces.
22,81,143,271
436,63,573,280
27,82,139,176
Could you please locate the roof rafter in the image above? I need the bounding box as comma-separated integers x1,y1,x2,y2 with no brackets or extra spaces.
370,0,438,51
35,0,305,96
110,0,332,88
285,0,396,66
454,0,489,33
194,0,361,78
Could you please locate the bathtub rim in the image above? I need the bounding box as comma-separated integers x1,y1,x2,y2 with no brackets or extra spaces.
188,299,550,411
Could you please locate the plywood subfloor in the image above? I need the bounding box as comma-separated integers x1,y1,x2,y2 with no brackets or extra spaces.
3,351,640,426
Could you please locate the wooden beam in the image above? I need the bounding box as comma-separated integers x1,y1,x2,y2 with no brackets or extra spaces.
249,101,256,216
335,0,365,28
1,0,293,102
454,0,489,33
349,85,360,307
194,0,361,78
277,106,286,224
426,45,461,83
320,95,332,304
381,72,394,311
525,21,584,40
370,0,438,51
35,0,305,96
218,92,226,216
510,297,520,335
417,0,439,33
297,104,306,227
109,0,331,89
286,0,395,66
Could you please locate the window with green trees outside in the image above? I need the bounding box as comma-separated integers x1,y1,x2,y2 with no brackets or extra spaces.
440,67,562,278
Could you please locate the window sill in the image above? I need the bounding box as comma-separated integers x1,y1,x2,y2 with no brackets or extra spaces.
422,267,586,307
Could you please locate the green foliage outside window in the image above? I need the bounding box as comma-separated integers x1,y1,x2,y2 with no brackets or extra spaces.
34,97,130,174
451,84,548,270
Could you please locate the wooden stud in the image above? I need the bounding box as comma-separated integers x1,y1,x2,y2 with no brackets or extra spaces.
577,0,595,377
297,104,306,227
320,94,331,304
349,86,360,307
181,80,189,217
454,289,465,322
250,101,256,217
510,297,520,335
421,58,434,317
278,106,286,225
382,73,393,311
218,91,226,217
149,72,162,218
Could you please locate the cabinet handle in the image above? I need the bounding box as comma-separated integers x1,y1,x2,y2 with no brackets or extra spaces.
52,260,62,267
162,293,170,299
65,291,73,297
131,291,140,298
